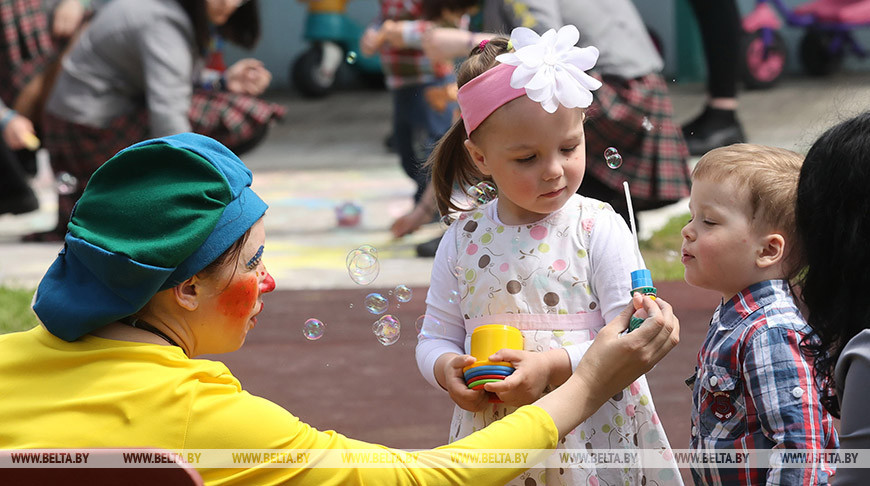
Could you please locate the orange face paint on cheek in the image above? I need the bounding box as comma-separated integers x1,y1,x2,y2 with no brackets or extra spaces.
217,274,259,320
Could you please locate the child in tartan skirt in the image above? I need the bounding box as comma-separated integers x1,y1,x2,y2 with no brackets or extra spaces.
30,0,285,242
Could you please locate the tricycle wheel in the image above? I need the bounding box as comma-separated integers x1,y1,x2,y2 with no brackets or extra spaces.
292,46,334,98
800,29,844,77
740,29,787,90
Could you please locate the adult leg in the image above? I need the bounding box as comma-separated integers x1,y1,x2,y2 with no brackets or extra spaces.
682,0,745,155
392,86,430,204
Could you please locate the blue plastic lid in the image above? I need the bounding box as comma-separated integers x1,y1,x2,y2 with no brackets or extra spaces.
630,268,653,290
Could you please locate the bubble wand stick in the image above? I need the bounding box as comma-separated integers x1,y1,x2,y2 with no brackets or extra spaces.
623,181,657,332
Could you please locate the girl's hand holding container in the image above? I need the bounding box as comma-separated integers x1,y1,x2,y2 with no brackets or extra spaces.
484,348,572,407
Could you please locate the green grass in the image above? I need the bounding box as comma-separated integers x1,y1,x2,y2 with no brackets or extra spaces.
0,286,39,335
639,211,690,282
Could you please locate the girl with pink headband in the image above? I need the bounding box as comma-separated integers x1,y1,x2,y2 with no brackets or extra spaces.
416,26,682,485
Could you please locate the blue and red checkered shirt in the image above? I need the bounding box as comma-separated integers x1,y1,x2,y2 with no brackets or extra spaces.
689,279,838,485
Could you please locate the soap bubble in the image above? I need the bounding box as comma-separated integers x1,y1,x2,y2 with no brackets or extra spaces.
466,181,497,206
394,284,412,303
364,293,388,315
447,290,460,304
641,117,654,132
56,172,78,195
303,318,325,340
373,315,401,346
346,245,379,285
346,51,358,64
604,147,623,169
358,244,378,257
415,314,444,339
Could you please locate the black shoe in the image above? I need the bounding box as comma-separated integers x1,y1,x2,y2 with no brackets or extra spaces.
416,235,442,257
0,191,38,216
682,106,746,156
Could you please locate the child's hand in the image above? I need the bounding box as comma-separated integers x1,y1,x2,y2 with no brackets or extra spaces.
437,353,489,412
484,349,566,407
360,26,383,57
52,0,85,38
2,114,38,151
225,59,272,96
379,20,404,47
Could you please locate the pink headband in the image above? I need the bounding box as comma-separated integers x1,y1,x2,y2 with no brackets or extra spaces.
456,63,525,136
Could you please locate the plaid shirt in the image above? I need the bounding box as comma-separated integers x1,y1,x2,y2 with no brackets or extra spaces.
376,0,449,89
689,279,838,485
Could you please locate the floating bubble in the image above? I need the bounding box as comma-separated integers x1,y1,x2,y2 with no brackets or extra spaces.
358,244,378,257
466,181,497,206
642,117,654,132
346,245,380,285
415,314,444,338
451,265,464,278
604,147,623,169
56,172,78,195
373,315,401,346
346,51,358,64
447,290,460,304
439,214,453,226
394,284,412,303
303,318,325,340
364,293,388,315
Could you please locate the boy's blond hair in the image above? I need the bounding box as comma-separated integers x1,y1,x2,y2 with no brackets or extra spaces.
692,144,804,272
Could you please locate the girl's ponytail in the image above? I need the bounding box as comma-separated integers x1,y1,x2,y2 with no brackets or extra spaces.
424,36,511,223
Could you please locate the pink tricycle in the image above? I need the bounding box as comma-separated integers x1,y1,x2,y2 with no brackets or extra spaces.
742,0,870,89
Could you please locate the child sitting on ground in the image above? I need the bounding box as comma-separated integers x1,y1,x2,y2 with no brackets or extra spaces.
681,144,839,485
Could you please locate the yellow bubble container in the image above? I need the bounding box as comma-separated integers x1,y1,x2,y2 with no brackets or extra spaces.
463,324,523,372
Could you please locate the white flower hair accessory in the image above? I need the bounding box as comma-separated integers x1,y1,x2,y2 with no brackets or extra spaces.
495,25,602,113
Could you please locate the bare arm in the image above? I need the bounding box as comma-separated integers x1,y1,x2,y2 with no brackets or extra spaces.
534,294,679,437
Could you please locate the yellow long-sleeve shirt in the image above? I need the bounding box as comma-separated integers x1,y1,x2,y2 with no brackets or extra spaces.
0,326,558,485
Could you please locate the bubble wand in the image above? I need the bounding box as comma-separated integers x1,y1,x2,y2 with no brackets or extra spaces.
623,181,656,332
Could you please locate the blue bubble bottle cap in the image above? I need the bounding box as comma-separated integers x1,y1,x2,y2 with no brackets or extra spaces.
630,269,653,290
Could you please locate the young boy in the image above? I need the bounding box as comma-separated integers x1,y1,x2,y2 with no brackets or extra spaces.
681,144,838,485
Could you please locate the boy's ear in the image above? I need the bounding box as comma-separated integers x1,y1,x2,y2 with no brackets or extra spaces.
756,233,785,269
464,139,491,176
173,276,201,311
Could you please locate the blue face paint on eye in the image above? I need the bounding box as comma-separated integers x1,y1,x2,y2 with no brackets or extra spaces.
246,245,264,270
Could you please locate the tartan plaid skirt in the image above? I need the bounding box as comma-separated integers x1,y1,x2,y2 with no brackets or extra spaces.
0,0,60,105
585,73,691,205
43,89,286,226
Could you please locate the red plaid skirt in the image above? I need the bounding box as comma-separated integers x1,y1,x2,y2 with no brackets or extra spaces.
43,89,286,226
585,73,691,205
0,0,60,105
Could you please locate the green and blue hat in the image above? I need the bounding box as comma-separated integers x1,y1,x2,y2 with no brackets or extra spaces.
33,133,268,341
